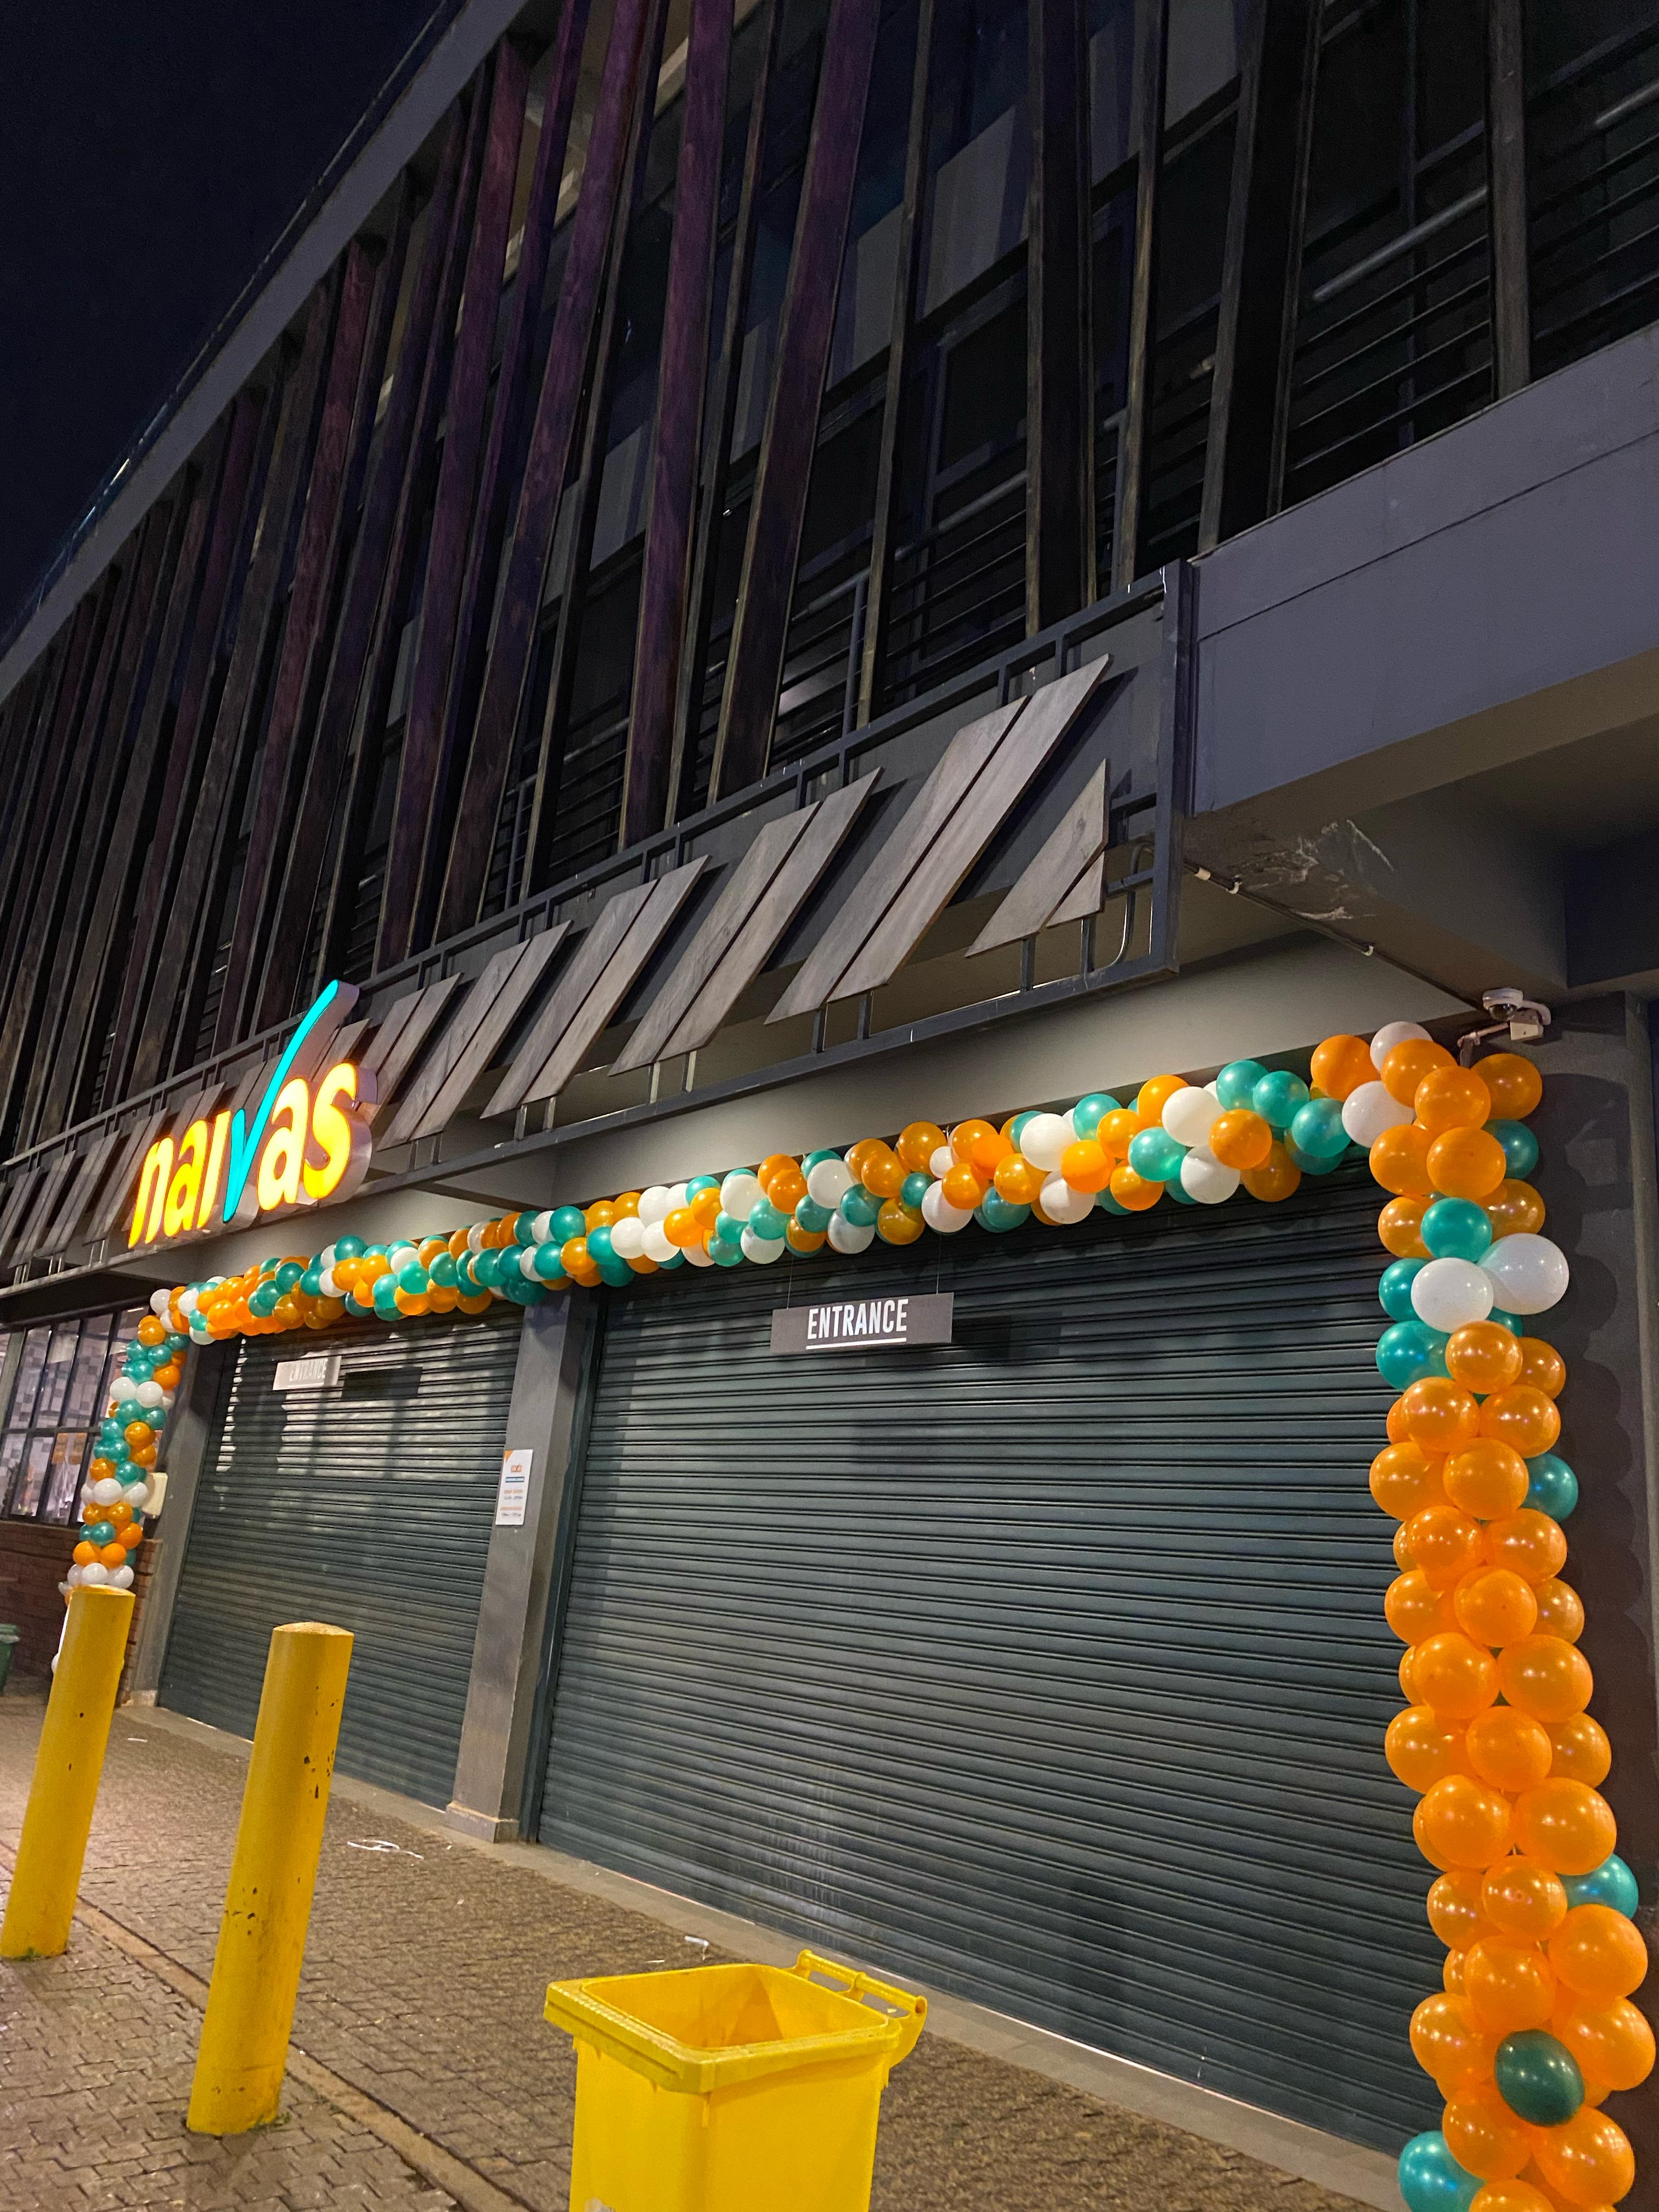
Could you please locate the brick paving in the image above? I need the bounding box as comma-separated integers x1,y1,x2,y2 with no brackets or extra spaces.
0,1688,1373,2212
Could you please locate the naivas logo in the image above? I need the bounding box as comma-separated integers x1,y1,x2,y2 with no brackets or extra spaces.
130,983,375,1248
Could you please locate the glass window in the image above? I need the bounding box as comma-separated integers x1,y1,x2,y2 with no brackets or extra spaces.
0,1306,146,1521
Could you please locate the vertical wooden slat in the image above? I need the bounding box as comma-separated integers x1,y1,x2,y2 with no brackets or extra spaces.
378,43,533,970
667,0,786,819
425,0,595,945
1199,0,1321,549
856,0,937,727
0,661,47,881
104,390,268,1102
1026,0,1093,628
256,111,470,1031
619,0,737,842
1111,0,1170,594
0,639,69,956
710,0,884,800
215,238,384,1052
1487,0,1530,398
437,0,659,939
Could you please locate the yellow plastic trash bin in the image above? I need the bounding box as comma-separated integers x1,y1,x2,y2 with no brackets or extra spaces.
544,1948,926,2212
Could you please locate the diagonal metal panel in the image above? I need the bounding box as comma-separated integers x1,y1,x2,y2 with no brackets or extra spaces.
969,757,1111,953
484,885,656,1118
383,930,570,1147
360,975,465,1126
90,1112,174,1246
40,1130,124,1255
0,1170,47,1265
10,1155,83,1265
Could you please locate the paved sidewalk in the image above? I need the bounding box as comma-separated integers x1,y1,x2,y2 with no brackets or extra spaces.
1,1688,1378,2212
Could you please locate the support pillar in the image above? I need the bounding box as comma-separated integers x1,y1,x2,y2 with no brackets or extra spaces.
125,1336,235,1703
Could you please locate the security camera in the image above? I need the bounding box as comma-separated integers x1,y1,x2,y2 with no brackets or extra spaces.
1459,987,1550,1062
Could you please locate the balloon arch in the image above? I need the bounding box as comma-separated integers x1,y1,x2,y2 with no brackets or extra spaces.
76,1024,1649,2208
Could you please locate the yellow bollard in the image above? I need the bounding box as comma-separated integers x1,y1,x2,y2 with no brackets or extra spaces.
1,1584,134,1960
187,1620,353,2134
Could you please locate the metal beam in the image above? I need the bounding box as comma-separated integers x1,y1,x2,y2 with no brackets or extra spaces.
1112,0,1170,594
1486,0,1530,398
1026,0,1093,627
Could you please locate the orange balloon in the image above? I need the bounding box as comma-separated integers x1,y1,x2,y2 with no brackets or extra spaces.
862,1146,907,1198
1515,1338,1566,1398
1511,1780,1617,1877
151,1361,181,1391
1481,1856,1568,1942
876,1199,924,1245
1387,1395,1415,1444
1430,1126,1510,1200
1135,1073,1187,1124
137,1314,166,1348
1415,1064,1497,1135
1446,1323,1525,1394
785,1219,827,1254
1485,1509,1568,1585
1465,1938,1557,2034
1416,1632,1500,1719
1444,2081,1534,2182
757,1152,798,1192
1060,1139,1111,1193
98,1541,127,1569
1499,1634,1593,1723
1403,1378,1482,1453
1410,1990,1494,2087
1371,1122,1435,1196
1488,1180,1547,1238
843,1139,882,1183
769,1164,808,1211
1372,1442,1448,1520
585,1199,617,1232
1386,1706,1469,1792
457,1291,495,1316
1383,1036,1455,1105
1446,1440,1531,1521
124,1419,154,1448
1311,1034,1375,1101
73,1540,98,1566
1109,1165,1163,1212
949,1119,998,1168
1241,1142,1301,1203
1466,1707,1554,1792
1444,1949,1467,1995
690,1187,723,1229
663,1207,699,1247
1466,2181,1555,2212
1480,1387,1562,1459
108,1502,133,1530
896,1120,946,1173
128,1442,156,1469
1401,1645,1425,1703
1533,1579,1584,1645
119,1522,144,1551
994,1155,1044,1204
1395,1522,1419,1571
1387,1570,1457,1644
1548,1905,1649,2001
1477,1053,1544,1120
1427,1869,1493,1951
942,1163,985,1212
1555,1997,1655,2096
1416,1775,1514,1871
1380,1193,1433,1259
1547,1714,1611,1788
1530,2104,1634,2205
1208,1109,1272,1171
1408,1505,1486,1589
1096,1108,1144,1161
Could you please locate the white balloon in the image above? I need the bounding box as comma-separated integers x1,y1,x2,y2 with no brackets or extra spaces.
91,1477,125,1506
519,1245,542,1279
1412,1257,1494,1333
467,1223,487,1251
531,1211,555,1242
826,1214,874,1254
642,1221,676,1264
720,1171,764,1219
806,1156,854,1207
680,1237,714,1267
149,1289,172,1317
1040,1175,1093,1223
636,1186,673,1226
928,1144,955,1180
179,1288,199,1316
1370,1020,1431,1071
921,1182,972,1234
1020,1113,1073,1172
740,1228,786,1263
318,1268,339,1298
80,1562,109,1586
124,1481,151,1511
1163,1087,1222,1148
388,1242,418,1268
1482,1233,1570,1314
1180,1146,1240,1204
1342,1080,1415,1146
136,1380,163,1408
108,1565,135,1591
65,1565,83,1589
609,1215,647,1261
665,1182,689,1211
160,1392,175,1411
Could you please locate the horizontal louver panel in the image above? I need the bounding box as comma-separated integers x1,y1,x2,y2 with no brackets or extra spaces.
161,1312,519,1807
540,1172,1432,2151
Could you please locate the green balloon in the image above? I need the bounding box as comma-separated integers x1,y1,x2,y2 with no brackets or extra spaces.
900,1170,931,1207
1494,2030,1582,2127
550,1205,588,1243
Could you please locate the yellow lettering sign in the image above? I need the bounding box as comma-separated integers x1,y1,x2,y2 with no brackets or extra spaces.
303,1062,373,1203
163,1121,208,1237
130,1138,174,1248
256,1078,310,1215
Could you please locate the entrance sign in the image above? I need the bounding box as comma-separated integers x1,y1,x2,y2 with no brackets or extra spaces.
274,1353,341,1391
495,1448,534,1526
770,1291,953,1353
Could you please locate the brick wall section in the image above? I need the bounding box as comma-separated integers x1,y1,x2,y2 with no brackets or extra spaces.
0,1521,162,1689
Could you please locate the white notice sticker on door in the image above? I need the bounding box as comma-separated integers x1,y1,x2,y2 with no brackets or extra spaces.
495,1448,533,1526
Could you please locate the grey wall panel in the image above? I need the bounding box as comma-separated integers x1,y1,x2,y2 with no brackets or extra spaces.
160,1310,520,1806
538,1170,1434,2152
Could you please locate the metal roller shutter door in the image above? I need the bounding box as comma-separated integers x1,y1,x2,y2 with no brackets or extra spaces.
161,1311,519,1807
539,1172,1435,2151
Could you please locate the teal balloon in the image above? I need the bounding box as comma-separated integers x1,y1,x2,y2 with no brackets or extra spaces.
397,1262,427,1294
1071,1093,1119,1138
516,1278,549,1304
1009,1111,1038,1147
275,1260,306,1293
334,1233,366,1260
1380,1259,1425,1321
1494,2030,1583,2126
1252,1069,1310,1129
249,1285,279,1318
597,1257,634,1288
372,1276,399,1313
795,1196,832,1234
1216,1059,1266,1110
1128,1128,1185,1182
300,1265,324,1297
708,1236,744,1267
532,1242,568,1283
550,1205,588,1243
1525,1452,1578,1520
900,1171,931,1207
429,1251,458,1290
977,1193,1029,1232
1563,1853,1639,1916
1397,2132,1478,2212
1165,1177,1197,1203
1289,1097,1348,1159
454,1254,479,1293
1488,1119,1540,1177
1285,1139,1342,1175
586,1226,616,1265
86,1521,115,1547
1490,1306,1523,1335
1377,1320,1449,1389
1094,1188,1128,1215
748,1199,788,1239
362,1243,389,1259
839,1184,881,1228
1422,1198,1493,1262
163,1331,189,1357
799,1152,839,1172
657,1250,684,1269
714,1212,748,1246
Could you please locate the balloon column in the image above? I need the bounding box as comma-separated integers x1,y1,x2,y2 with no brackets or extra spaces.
65,1294,190,1595
1314,1021,1650,2212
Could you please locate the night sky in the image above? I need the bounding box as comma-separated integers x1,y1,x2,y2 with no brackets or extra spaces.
0,2,443,634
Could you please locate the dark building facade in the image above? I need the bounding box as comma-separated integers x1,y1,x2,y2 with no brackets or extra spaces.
1,0,1657,2198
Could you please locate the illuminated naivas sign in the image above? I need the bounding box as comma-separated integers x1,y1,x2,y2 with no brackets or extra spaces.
130,983,374,1248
